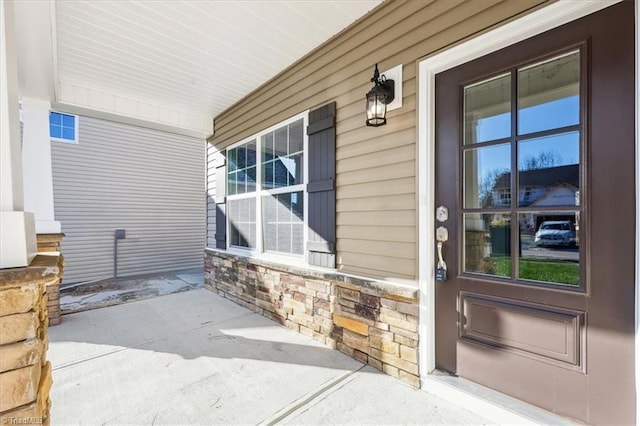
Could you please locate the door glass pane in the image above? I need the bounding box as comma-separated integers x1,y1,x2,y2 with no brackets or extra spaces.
518,132,579,207
464,144,511,208
464,73,511,144
518,51,580,135
519,212,579,286
464,213,511,278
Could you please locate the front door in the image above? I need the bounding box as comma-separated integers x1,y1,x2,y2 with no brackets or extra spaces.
434,3,635,424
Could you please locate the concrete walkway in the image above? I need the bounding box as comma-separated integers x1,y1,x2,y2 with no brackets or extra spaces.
49,289,493,425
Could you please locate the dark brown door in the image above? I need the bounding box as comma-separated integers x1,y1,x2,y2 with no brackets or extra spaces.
434,3,635,424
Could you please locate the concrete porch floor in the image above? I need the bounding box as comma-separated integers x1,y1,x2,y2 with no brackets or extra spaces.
59,268,204,314
49,288,494,425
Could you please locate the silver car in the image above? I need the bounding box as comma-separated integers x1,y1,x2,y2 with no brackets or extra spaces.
534,220,576,247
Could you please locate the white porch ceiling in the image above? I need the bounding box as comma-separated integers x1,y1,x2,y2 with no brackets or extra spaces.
15,0,382,137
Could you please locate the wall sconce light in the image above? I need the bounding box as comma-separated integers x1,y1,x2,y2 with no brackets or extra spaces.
365,64,395,127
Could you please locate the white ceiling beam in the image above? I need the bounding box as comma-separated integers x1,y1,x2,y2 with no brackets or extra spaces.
53,83,213,139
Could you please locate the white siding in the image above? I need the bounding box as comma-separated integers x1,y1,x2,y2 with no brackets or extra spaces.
51,116,205,283
206,142,217,248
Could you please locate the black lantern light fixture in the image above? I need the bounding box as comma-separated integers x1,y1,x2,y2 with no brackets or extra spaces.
365,63,395,127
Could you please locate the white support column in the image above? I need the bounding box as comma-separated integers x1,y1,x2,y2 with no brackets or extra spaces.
22,97,61,234
1,0,37,268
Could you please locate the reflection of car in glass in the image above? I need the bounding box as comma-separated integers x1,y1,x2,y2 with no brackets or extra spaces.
534,221,576,247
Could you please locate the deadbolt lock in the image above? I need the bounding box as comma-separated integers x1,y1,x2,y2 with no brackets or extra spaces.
436,206,449,223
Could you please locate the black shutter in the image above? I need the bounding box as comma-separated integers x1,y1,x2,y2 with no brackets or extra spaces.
214,152,227,249
306,102,336,268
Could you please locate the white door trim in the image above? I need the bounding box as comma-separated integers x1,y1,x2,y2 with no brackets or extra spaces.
417,0,633,410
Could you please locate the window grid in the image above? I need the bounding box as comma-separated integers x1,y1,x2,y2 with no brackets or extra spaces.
226,114,307,257
227,140,257,196
461,48,583,288
50,112,77,143
262,192,304,254
261,120,304,189
229,198,256,249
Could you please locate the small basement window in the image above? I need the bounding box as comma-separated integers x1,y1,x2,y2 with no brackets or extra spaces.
50,112,78,143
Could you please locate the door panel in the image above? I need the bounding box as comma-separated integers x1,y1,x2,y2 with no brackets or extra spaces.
459,292,584,368
434,3,635,424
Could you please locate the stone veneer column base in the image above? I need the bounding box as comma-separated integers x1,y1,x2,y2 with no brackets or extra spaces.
35,234,65,326
35,234,63,255
0,255,61,425
204,249,421,388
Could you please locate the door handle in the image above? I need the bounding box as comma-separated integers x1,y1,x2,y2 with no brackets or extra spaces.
437,241,447,271
436,226,448,281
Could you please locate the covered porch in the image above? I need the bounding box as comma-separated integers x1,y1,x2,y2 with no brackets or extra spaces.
49,287,563,425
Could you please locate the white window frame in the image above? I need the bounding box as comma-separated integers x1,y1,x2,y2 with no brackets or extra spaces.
49,111,79,144
225,111,309,267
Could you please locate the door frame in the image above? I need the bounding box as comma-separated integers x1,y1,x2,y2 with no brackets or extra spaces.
417,0,639,415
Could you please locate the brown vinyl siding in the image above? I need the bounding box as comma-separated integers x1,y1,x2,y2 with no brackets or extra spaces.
209,0,550,282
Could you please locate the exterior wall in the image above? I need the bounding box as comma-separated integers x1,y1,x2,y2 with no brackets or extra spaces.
205,249,420,386
52,116,206,284
208,0,550,282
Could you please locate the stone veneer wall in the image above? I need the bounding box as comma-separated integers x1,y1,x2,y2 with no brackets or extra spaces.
35,234,63,255
36,234,64,326
204,250,420,387
0,255,61,425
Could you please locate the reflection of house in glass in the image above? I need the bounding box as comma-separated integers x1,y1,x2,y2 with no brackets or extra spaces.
491,164,579,232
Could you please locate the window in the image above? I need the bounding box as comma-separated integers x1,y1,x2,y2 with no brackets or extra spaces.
462,49,582,287
227,140,257,249
50,112,78,143
226,113,307,258
498,190,511,205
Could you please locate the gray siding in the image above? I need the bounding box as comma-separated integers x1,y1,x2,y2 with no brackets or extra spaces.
52,116,205,284
209,0,549,282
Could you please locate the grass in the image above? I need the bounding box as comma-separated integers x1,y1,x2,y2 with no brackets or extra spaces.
491,257,580,286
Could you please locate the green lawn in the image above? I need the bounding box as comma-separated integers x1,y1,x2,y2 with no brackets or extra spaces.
492,257,579,286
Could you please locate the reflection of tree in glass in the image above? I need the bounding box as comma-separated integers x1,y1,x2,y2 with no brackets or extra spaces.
520,150,562,170
479,168,506,208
